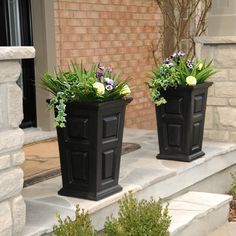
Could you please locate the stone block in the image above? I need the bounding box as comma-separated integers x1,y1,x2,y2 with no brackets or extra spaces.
0,167,23,201
0,61,21,83
200,45,215,61
208,84,215,97
229,132,236,143
0,129,24,154
0,154,11,170
229,99,236,106
0,83,23,129
0,47,35,60
217,107,236,127
7,84,23,128
215,82,236,97
204,130,229,142
228,69,236,80
211,70,228,82
11,195,25,234
0,201,12,236
209,15,236,36
11,151,25,166
211,0,236,15
205,106,214,129
195,36,236,44
0,99,3,128
207,97,228,106
214,45,236,67
0,85,8,129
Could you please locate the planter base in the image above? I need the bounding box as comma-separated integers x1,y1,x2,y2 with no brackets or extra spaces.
58,185,122,201
157,151,205,162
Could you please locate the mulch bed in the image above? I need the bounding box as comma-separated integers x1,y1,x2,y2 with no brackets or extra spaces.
229,195,236,222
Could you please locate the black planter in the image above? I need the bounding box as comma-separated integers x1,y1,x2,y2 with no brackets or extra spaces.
56,98,131,200
155,82,213,162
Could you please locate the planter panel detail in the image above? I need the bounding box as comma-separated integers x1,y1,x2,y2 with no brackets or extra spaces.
56,99,129,200
156,82,212,162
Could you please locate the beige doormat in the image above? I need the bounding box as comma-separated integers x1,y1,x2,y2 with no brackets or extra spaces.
22,139,140,187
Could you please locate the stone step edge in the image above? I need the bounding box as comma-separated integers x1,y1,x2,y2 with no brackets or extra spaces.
168,191,232,236
22,191,232,236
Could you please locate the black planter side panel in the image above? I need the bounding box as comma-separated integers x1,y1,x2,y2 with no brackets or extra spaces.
156,82,212,162
97,105,124,193
56,100,127,200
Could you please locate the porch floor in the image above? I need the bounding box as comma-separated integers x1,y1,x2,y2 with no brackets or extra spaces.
20,128,236,236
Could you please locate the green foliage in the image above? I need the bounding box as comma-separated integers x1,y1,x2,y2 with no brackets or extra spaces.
147,52,217,106
52,193,171,236
230,172,236,196
41,63,131,127
52,206,96,236
103,192,171,236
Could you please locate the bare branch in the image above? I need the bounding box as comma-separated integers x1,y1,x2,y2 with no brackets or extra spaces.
153,0,213,63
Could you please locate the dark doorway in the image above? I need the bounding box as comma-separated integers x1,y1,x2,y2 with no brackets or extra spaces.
0,1,10,46
0,0,37,128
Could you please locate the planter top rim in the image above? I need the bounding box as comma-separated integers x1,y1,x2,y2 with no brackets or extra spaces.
48,97,133,107
162,81,213,92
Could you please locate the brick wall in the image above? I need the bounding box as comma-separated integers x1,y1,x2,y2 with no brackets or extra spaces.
54,0,162,129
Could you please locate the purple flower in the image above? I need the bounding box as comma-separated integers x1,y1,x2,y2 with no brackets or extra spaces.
104,77,115,87
105,85,113,91
177,51,186,57
107,68,113,73
96,72,104,81
97,63,105,71
186,60,194,69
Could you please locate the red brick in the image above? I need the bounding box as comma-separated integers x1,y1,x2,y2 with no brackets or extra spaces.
55,0,162,130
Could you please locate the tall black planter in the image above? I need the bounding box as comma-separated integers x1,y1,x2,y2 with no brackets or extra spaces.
156,82,212,162
56,98,131,200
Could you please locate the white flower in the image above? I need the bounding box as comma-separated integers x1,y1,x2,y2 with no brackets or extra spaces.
198,63,203,70
120,85,131,95
186,76,197,86
93,82,105,96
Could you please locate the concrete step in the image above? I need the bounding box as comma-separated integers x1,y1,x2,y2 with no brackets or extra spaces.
20,128,236,235
169,191,232,236
207,222,236,236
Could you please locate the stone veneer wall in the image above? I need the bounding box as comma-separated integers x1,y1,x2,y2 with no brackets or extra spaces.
195,37,236,142
0,47,35,235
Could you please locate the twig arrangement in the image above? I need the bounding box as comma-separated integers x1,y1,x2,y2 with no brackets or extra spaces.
153,0,212,64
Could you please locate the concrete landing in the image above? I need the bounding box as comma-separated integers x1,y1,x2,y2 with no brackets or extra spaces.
21,128,236,235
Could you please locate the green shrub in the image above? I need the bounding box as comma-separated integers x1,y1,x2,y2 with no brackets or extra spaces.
52,193,171,236
103,192,171,236
230,172,236,196
52,206,96,236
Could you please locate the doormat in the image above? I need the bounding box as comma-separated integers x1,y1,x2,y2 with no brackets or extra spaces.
22,139,141,187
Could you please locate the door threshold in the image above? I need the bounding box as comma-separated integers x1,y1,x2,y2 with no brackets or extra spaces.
23,127,57,145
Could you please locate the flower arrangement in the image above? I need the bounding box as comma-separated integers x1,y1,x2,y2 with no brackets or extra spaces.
147,52,217,106
42,63,131,127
